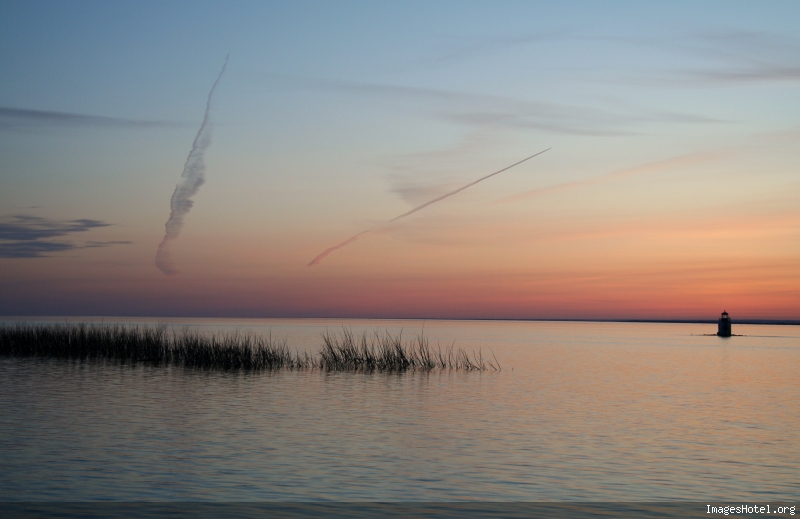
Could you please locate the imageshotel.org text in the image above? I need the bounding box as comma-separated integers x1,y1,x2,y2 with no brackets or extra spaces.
708,505,796,515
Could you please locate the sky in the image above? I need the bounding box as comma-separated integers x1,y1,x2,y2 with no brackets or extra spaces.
1,0,798,320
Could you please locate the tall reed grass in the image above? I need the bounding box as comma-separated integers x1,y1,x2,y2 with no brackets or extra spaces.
319,328,497,371
0,323,498,372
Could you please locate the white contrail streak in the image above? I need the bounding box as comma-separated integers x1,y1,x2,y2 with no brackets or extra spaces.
307,148,550,266
389,148,551,221
156,55,228,275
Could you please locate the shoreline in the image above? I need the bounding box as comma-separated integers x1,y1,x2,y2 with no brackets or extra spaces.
1,316,798,326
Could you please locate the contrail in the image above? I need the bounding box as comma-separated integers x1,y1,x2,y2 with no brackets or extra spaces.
306,230,372,267
497,150,720,205
156,55,228,275
389,148,551,221
307,148,550,266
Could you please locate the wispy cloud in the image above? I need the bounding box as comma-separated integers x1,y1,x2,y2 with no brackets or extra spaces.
594,29,800,87
679,28,800,78
85,240,134,248
386,29,571,73
394,27,800,87
658,65,800,87
498,151,722,205
270,75,721,137
155,55,229,276
0,241,77,259
0,107,173,131
0,215,131,258
423,27,800,88
0,215,109,241
385,131,528,205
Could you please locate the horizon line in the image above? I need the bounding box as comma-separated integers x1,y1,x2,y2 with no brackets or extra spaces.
1,315,798,326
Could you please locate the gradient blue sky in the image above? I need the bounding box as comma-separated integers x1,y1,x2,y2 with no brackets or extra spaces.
1,1,799,318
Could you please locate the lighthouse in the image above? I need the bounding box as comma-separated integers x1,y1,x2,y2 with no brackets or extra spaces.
717,311,732,337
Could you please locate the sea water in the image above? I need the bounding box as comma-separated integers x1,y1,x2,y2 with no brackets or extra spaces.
1,319,798,504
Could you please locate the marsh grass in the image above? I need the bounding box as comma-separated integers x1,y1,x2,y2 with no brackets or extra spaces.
0,323,498,372
320,328,498,371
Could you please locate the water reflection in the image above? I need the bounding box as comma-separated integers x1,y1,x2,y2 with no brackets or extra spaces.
0,320,798,501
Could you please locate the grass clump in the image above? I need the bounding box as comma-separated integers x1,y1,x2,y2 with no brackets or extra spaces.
319,328,497,372
0,323,309,371
0,323,498,373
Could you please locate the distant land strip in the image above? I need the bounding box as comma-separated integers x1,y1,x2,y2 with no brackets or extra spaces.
527,318,800,326
290,318,800,326
0,317,796,326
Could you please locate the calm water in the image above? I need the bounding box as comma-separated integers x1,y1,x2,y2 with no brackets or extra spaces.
1,318,798,502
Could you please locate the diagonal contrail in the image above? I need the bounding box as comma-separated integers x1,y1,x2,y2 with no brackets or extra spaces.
307,148,550,266
306,230,372,267
389,148,551,221
156,55,228,275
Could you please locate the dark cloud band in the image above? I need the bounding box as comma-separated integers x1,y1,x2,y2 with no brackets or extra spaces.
0,107,172,130
0,215,130,258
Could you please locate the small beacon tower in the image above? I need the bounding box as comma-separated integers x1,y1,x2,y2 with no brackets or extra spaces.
717,311,732,337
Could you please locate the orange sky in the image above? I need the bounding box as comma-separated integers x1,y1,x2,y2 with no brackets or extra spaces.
1,4,799,320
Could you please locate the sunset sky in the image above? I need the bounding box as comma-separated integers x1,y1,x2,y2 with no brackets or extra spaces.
1,1,798,319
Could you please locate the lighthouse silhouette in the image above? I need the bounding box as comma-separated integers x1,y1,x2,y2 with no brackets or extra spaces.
717,311,732,337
